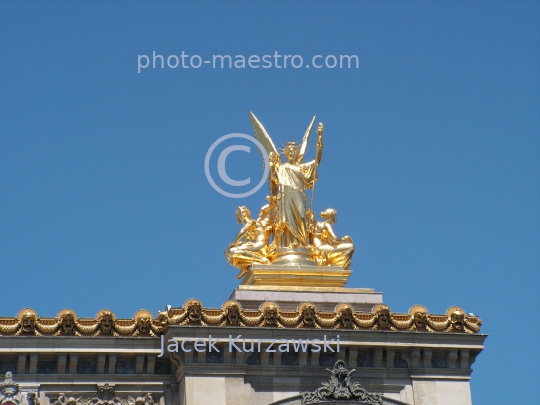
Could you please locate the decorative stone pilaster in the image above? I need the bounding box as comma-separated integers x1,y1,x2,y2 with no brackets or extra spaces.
107,355,116,374
411,348,421,368
298,351,308,366
146,355,155,374
135,355,145,373
223,349,232,364
336,347,346,363
448,349,458,369
373,348,383,368
260,345,271,366
97,355,106,374
273,351,282,366
69,354,78,374
423,348,432,368
241,349,252,365
17,354,26,374
183,349,193,364
57,353,67,374
347,347,358,368
28,354,37,374
386,349,395,368
460,349,470,369
310,350,320,367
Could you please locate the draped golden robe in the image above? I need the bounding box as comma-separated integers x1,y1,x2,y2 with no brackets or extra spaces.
274,160,317,248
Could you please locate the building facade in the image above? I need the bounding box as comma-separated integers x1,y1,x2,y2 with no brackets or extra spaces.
0,284,485,405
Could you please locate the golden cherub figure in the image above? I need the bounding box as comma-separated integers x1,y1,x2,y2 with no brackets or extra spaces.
309,208,355,269
224,206,272,278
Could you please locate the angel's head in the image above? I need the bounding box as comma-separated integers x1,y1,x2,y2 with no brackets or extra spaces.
282,141,299,163
236,206,251,223
320,208,337,224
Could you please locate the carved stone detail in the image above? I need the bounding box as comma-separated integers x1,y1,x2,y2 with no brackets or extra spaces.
301,361,383,404
86,384,124,405
26,392,39,405
127,394,155,405
53,386,156,405
0,372,38,405
54,394,84,405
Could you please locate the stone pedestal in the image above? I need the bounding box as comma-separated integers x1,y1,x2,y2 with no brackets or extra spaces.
234,263,379,311
230,286,382,312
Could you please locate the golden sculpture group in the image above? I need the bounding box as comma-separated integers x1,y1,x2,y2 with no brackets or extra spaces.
225,113,355,279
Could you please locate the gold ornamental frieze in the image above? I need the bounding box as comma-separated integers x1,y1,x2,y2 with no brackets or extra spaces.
0,308,164,337
0,303,481,337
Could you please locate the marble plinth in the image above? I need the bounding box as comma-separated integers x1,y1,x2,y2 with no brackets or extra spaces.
230,285,383,312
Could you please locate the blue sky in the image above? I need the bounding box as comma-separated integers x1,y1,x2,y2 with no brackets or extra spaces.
1,1,539,403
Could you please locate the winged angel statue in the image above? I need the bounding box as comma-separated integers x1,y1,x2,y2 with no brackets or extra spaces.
224,112,355,278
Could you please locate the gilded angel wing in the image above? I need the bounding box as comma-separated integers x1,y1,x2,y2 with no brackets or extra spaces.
249,111,279,159
250,112,280,180
297,115,316,163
